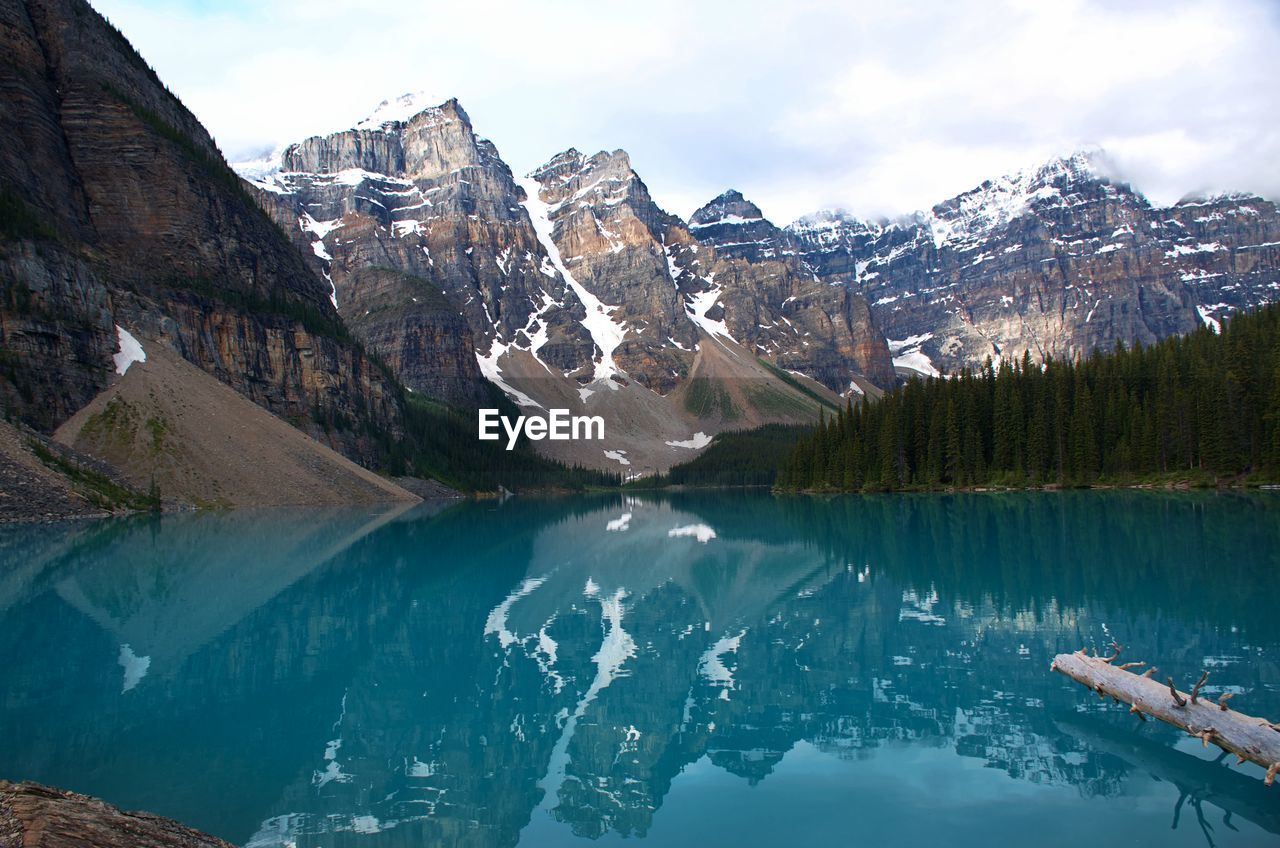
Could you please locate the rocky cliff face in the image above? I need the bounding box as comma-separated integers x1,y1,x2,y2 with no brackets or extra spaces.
787,151,1280,375
521,148,695,394
523,154,896,395
0,0,402,463
245,96,598,406
679,188,897,390
241,98,894,472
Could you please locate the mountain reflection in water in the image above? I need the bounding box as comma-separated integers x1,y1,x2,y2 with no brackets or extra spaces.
0,492,1277,847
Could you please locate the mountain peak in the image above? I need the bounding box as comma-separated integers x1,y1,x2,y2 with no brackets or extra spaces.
789,208,858,230
689,189,766,228
918,147,1127,249
1032,146,1114,186
529,148,587,185
530,148,637,194
353,92,463,131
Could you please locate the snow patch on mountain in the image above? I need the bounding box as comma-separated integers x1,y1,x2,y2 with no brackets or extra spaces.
888,334,940,377
666,432,713,450
476,340,543,408
517,175,628,387
684,283,735,343
112,326,146,375
690,213,763,229
355,92,448,129
922,152,1107,249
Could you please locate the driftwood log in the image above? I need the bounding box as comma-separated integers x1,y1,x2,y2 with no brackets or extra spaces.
1052,647,1280,786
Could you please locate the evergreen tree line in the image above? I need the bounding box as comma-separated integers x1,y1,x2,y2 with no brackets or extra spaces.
631,424,809,488
777,304,1280,491
386,388,623,493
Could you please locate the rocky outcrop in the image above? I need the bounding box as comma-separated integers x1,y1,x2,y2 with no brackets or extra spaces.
522,148,695,393
0,0,402,464
788,151,1280,375
0,781,234,848
677,188,897,390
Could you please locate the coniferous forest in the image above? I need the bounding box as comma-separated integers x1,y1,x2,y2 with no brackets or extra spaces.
775,303,1280,491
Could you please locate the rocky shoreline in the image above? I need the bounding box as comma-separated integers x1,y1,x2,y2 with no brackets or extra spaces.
0,781,232,848
0,418,140,524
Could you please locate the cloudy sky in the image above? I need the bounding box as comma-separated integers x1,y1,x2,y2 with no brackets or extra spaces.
92,0,1280,224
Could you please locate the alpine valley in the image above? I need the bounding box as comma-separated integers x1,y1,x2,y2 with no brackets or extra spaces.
3,0,1280,496
5,3,1280,847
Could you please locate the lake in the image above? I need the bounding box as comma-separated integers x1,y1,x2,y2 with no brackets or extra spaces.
1,492,1278,847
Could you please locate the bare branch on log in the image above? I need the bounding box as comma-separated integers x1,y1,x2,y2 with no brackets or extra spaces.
1191,671,1210,705
1130,704,1147,721
1102,641,1122,664
1219,693,1236,711
1169,677,1188,707
1118,661,1146,671
1142,667,1159,679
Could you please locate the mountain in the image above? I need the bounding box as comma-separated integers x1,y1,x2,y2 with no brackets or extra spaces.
678,186,895,391
245,96,548,407
522,150,895,393
788,150,1280,375
0,0,403,465
687,189,794,263
239,99,894,472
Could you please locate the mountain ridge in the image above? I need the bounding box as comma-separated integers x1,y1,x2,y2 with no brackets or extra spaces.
236,92,1280,467
237,97,895,472
783,150,1280,374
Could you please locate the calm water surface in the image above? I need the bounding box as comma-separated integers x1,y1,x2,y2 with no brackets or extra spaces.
1,492,1278,847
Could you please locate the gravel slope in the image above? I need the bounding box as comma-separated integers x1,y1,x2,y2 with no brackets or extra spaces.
54,341,418,508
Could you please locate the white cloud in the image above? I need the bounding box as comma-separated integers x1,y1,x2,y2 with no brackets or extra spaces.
91,0,1280,223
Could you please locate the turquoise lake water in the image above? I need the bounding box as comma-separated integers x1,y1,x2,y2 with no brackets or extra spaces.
1,492,1278,847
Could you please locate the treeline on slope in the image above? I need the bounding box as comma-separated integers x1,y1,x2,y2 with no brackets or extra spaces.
635,424,809,488
384,383,623,493
778,303,1280,491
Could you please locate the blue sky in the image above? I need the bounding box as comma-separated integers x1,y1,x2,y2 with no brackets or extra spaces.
92,0,1280,223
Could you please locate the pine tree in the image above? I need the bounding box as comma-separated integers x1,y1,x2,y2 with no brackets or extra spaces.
773,303,1280,492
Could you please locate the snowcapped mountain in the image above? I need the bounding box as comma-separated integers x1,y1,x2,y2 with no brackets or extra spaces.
236,98,893,472
788,150,1280,375
233,92,1280,468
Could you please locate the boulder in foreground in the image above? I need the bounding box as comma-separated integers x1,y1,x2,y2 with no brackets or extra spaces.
0,780,232,848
